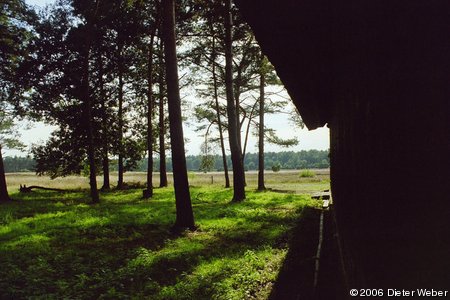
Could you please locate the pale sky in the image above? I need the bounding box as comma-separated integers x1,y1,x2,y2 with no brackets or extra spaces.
10,107,329,157
26,0,52,7
10,0,330,157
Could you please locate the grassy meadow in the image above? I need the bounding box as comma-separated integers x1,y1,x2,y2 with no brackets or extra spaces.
0,170,329,299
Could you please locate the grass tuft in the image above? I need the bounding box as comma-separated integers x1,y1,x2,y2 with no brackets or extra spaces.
299,169,316,178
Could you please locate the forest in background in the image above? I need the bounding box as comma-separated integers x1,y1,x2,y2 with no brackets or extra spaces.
3,150,329,173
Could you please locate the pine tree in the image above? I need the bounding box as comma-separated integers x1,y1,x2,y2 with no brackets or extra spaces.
157,39,168,187
162,0,195,229
224,0,245,202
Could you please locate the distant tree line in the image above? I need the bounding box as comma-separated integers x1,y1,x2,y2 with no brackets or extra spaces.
3,156,36,173
4,150,328,173
141,150,329,172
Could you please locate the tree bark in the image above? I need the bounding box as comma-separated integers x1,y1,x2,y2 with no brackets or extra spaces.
82,48,100,203
224,0,245,202
162,0,195,229
257,71,266,191
117,40,125,189
0,145,11,202
242,100,258,163
98,54,110,191
158,38,168,188
144,33,156,199
234,68,243,148
211,37,230,188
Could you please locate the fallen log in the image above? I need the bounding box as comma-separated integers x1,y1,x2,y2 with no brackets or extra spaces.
19,184,67,193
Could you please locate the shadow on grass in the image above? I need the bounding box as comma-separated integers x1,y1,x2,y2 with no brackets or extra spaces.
266,188,297,194
0,187,319,299
268,208,347,300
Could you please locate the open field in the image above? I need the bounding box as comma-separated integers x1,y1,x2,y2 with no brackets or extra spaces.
6,169,330,194
0,171,330,299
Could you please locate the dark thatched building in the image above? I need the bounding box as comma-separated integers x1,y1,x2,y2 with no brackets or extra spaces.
236,0,450,296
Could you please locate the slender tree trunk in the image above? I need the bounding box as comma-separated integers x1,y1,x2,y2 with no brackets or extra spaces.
234,70,242,148
242,100,258,163
257,72,266,191
117,41,125,189
0,145,11,202
144,33,156,199
224,0,245,202
158,38,168,187
99,54,110,191
234,68,246,185
235,70,247,169
82,48,100,203
101,143,110,191
162,0,195,229
211,37,230,188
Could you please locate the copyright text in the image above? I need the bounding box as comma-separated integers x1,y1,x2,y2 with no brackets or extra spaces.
349,288,449,297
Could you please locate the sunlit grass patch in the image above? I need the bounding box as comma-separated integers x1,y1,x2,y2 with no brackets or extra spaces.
74,215,110,228
0,233,51,258
198,217,245,231
159,248,286,300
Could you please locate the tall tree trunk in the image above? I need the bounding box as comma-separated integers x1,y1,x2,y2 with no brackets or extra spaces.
242,100,258,163
224,0,245,202
158,38,168,188
234,69,242,147
257,72,266,191
162,0,195,229
117,41,125,189
144,33,156,199
0,145,11,202
101,137,110,191
234,68,246,186
82,48,100,203
211,37,230,188
237,76,248,186
99,54,110,191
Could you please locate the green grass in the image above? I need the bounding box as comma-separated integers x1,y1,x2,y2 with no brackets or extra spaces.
0,173,328,299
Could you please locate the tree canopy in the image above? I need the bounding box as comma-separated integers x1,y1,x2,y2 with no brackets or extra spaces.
0,0,306,205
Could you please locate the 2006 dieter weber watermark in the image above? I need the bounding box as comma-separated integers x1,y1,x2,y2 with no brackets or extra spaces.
349,288,449,297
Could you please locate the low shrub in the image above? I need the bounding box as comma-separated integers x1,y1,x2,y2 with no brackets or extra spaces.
271,164,281,172
299,170,315,178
